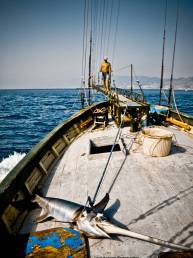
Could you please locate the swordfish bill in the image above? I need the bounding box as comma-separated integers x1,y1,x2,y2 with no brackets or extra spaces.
97,219,192,251
32,194,193,251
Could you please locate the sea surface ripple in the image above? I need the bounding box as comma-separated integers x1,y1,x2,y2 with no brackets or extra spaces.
0,88,192,181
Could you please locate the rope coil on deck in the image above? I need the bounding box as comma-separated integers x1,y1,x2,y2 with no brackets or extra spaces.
142,128,173,139
93,107,107,114
142,127,173,157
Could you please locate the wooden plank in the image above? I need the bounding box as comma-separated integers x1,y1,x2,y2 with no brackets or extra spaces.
2,204,20,233
38,162,47,175
40,151,56,170
53,138,66,154
51,146,60,158
25,168,42,194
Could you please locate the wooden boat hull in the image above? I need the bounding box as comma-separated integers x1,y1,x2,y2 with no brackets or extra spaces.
0,101,108,238
0,97,192,256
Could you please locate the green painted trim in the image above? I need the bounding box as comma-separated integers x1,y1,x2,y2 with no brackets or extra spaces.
169,109,193,126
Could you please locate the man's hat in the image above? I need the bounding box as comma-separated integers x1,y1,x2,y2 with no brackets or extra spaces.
104,56,108,60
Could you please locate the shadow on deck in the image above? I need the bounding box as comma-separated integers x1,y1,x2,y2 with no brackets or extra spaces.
127,186,193,226
148,221,193,258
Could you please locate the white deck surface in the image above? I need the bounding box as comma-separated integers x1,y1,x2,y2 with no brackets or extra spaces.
22,121,193,257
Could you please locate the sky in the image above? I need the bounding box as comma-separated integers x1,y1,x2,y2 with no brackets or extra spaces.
0,0,193,89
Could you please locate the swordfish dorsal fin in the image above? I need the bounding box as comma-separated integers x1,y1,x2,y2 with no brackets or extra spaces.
92,193,110,213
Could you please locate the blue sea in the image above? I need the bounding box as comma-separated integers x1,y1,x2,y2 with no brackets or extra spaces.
0,88,193,181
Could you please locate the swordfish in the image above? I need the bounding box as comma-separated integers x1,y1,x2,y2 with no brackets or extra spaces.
32,194,193,251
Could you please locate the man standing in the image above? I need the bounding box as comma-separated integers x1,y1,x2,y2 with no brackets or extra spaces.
100,57,112,92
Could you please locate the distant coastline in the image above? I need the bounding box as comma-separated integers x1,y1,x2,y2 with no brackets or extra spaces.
114,75,193,90
0,76,193,90
0,88,193,91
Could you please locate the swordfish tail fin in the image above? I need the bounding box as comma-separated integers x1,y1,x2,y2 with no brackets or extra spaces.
31,194,40,203
97,221,193,251
31,194,49,209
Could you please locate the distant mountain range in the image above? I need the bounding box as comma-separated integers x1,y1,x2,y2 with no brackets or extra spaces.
114,75,193,90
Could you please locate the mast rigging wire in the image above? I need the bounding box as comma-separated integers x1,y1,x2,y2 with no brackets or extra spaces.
93,0,101,81
172,88,184,122
83,0,90,82
81,0,87,83
168,0,179,106
93,0,102,78
91,0,120,84
114,64,131,73
99,0,106,61
91,101,129,205
103,0,109,57
105,0,114,57
159,0,167,105
112,0,120,68
91,0,99,81
81,0,95,107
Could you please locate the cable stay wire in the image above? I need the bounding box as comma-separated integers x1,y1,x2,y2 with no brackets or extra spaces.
112,0,120,68
83,0,90,82
80,0,93,107
132,67,144,91
105,0,114,57
168,0,179,106
94,0,107,83
99,0,106,62
82,0,88,84
84,0,121,88
114,64,131,74
159,0,167,105
81,0,87,84
91,0,98,83
94,0,103,80
172,88,184,123
102,0,110,58
91,102,129,205
93,0,102,83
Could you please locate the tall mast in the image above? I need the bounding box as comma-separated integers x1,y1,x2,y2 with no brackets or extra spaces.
168,1,179,107
130,64,133,93
159,0,167,105
88,31,92,106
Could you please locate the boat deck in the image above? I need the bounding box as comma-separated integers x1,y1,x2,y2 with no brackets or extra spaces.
21,120,193,257
93,84,143,107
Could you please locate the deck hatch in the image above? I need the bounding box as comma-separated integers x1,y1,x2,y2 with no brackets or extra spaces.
89,137,121,154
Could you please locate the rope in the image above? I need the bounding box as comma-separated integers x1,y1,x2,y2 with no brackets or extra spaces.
105,0,114,56
91,102,129,205
159,0,167,105
93,107,107,114
99,0,106,61
92,0,99,82
168,0,179,106
107,132,139,194
84,0,89,81
162,88,168,103
113,64,131,74
103,0,109,58
172,88,184,122
81,0,90,109
81,0,87,81
95,0,103,73
112,0,120,68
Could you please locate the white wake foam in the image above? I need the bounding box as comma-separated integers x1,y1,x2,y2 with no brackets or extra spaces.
0,152,26,183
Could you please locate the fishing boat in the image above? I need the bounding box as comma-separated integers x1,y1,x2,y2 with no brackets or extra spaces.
0,1,193,257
